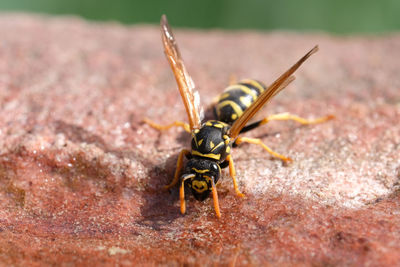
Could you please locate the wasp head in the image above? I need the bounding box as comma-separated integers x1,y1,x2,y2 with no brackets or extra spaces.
181,158,220,201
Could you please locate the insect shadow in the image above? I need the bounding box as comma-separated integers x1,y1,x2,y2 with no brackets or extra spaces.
54,120,109,150
55,120,183,227
138,150,184,230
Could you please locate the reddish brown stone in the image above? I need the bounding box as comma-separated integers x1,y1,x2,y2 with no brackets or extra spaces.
0,14,400,266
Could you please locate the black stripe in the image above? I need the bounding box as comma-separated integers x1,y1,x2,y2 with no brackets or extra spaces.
238,80,266,96
218,88,251,111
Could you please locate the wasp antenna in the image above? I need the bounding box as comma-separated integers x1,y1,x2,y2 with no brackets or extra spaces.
180,179,186,214
180,174,195,215
211,178,221,218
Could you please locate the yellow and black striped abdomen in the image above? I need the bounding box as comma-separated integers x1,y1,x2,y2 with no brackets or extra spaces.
214,79,267,124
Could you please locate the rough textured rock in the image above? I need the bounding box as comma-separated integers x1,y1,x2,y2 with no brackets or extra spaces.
0,14,400,266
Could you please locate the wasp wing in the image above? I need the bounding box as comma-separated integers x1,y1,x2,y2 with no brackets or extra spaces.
229,45,319,139
161,15,203,130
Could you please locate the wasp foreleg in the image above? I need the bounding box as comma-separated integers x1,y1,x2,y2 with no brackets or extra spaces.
164,149,191,190
226,155,245,198
211,178,221,218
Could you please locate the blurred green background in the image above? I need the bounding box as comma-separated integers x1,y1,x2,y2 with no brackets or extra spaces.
0,0,399,33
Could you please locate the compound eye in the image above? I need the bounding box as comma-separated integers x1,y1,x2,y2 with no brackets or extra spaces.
211,163,219,172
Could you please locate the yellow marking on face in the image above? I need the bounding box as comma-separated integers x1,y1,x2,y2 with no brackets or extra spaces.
192,180,208,193
192,150,221,160
210,141,224,152
203,176,212,183
198,139,203,146
218,100,243,118
240,79,265,93
231,113,238,120
210,141,215,149
239,95,253,108
192,168,209,174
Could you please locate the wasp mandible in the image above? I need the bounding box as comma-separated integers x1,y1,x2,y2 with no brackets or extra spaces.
144,15,333,218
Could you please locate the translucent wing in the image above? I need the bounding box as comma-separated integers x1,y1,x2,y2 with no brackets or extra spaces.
161,15,203,130
229,46,319,139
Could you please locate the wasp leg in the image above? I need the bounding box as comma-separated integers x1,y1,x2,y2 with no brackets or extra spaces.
263,112,334,125
143,118,191,133
239,113,334,134
235,137,292,162
211,178,221,218
164,149,191,190
226,155,245,197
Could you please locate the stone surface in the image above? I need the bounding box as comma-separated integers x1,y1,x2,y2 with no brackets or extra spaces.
0,14,400,266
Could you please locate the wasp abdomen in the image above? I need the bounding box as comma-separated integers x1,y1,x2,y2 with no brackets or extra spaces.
215,79,266,124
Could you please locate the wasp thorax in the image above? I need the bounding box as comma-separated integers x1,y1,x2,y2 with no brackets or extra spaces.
191,120,231,162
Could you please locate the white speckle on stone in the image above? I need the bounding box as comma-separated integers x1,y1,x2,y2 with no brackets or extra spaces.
108,246,129,256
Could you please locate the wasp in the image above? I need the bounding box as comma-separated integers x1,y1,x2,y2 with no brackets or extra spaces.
144,15,333,218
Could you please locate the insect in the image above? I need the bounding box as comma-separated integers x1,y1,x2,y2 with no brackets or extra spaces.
144,15,333,218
